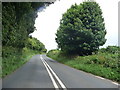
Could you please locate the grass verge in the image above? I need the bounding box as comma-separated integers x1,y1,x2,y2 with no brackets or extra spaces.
47,49,120,83
2,46,43,78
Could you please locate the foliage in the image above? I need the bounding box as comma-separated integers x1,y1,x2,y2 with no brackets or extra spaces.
2,2,47,48
2,2,49,78
99,46,120,54
106,46,120,54
26,37,47,53
47,46,120,82
56,1,106,55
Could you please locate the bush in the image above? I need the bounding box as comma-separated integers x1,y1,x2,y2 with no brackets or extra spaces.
106,46,119,54
99,46,120,54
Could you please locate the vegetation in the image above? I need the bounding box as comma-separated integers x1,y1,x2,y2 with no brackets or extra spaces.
2,2,49,77
56,1,106,55
2,47,42,78
49,1,120,82
2,2,48,48
47,46,120,82
26,36,47,53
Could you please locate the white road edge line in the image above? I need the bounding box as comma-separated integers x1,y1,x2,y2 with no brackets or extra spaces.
112,82,119,86
43,57,67,90
95,76,105,80
40,55,59,89
94,75,119,86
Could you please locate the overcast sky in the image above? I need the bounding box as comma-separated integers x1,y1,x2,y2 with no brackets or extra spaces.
31,0,119,51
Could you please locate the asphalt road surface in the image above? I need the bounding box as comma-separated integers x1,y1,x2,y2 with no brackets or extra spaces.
2,54,119,89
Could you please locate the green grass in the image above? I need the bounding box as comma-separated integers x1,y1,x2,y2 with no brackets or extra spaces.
2,46,43,78
47,49,120,83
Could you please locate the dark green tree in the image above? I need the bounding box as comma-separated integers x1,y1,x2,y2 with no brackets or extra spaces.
56,1,106,55
2,2,49,48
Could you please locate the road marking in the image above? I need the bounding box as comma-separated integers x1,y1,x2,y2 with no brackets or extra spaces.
40,56,59,89
43,59,67,89
40,55,67,90
95,76,105,80
94,75,119,86
112,82,119,86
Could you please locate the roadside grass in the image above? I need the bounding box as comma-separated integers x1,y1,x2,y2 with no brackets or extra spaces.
2,46,43,78
47,49,120,83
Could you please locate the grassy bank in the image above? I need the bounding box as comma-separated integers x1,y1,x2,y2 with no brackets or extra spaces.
47,48,120,83
2,46,44,78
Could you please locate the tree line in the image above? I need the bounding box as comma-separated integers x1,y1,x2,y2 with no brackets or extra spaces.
2,2,48,53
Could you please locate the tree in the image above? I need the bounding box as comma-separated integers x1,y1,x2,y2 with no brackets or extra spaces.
26,37,47,53
2,2,49,48
56,1,106,55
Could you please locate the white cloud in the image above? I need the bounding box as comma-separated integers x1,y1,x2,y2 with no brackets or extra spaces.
31,0,119,51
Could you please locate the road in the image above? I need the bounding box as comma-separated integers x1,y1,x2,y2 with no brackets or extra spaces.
2,54,119,89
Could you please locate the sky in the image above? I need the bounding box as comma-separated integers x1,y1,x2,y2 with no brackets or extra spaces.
31,0,119,51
